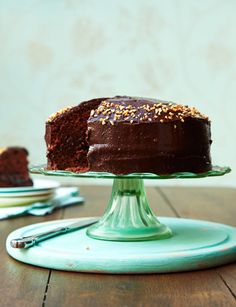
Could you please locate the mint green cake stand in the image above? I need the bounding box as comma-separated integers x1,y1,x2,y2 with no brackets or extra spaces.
6,165,236,274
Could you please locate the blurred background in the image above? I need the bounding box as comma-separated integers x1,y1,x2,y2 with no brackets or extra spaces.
0,0,235,186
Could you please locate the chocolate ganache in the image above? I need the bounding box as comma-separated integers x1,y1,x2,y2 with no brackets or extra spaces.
87,96,212,174
46,96,212,174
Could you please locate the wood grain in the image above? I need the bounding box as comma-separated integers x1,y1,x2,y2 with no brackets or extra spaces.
158,187,236,226
158,186,236,305
46,270,236,307
0,210,62,307
217,264,236,299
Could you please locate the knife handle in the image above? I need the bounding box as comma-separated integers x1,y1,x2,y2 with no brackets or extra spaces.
10,226,68,248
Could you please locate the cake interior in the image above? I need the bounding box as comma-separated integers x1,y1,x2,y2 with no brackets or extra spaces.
46,99,102,172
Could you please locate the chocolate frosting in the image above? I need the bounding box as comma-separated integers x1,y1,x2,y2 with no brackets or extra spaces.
87,96,212,174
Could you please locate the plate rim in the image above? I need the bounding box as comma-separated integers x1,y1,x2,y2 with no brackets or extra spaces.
0,178,60,193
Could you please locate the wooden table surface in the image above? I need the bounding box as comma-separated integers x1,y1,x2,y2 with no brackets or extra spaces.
0,186,235,307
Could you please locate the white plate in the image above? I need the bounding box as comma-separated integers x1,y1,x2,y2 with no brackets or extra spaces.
0,193,53,207
0,190,55,198
0,179,60,194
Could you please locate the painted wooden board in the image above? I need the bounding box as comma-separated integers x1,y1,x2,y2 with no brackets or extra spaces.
6,217,236,274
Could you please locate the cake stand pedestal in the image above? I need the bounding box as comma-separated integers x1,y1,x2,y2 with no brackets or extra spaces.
6,165,236,274
87,177,172,241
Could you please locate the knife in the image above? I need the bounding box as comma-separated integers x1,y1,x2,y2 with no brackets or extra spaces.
10,217,98,249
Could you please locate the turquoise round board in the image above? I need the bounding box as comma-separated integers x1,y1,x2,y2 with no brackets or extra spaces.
6,217,236,274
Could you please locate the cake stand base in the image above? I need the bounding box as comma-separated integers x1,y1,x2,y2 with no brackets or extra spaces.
6,217,236,274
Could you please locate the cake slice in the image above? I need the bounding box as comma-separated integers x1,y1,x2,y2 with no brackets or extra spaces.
0,147,33,187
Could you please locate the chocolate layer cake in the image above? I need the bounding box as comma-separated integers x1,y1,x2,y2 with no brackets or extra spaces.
0,147,33,187
46,96,212,174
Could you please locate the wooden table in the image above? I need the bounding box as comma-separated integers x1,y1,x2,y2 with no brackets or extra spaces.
0,186,235,307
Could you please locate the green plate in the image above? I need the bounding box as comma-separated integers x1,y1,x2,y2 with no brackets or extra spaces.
6,217,236,274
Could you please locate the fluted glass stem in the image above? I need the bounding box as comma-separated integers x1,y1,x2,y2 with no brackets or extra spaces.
87,178,172,241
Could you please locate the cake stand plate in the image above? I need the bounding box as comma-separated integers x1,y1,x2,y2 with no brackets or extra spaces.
6,217,236,274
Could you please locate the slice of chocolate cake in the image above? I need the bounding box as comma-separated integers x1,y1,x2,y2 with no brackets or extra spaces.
0,147,33,187
45,96,212,174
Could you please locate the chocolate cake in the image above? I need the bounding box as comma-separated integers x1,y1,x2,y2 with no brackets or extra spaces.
0,147,33,187
45,96,212,174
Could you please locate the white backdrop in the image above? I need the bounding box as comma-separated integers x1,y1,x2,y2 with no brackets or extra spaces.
0,0,235,186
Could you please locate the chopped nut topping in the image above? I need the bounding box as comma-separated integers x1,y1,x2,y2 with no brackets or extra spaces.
88,99,208,125
0,147,7,155
47,106,73,122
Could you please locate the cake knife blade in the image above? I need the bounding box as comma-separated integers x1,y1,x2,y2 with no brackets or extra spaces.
10,217,98,249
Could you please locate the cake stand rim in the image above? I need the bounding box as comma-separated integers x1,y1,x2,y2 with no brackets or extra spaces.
30,164,231,180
